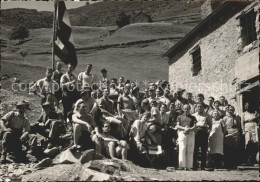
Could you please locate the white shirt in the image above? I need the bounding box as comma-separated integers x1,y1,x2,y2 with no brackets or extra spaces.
193,112,210,128
78,72,95,88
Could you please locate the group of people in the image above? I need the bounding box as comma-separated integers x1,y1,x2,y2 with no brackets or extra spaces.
0,62,259,171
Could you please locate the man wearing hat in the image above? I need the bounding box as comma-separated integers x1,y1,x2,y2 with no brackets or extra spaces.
31,67,59,107
174,88,188,111
31,102,64,149
0,100,37,163
78,64,96,89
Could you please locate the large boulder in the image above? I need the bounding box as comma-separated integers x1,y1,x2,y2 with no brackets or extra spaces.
80,149,106,164
59,149,81,164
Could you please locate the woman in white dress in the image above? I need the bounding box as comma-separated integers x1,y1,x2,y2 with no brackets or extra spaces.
242,102,259,165
208,110,225,169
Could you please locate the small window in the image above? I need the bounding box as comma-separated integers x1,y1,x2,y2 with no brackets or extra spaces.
191,47,201,76
240,10,257,46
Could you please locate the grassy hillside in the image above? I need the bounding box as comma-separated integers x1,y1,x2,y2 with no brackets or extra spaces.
1,1,202,29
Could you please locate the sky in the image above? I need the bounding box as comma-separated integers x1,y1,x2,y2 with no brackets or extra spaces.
1,0,91,12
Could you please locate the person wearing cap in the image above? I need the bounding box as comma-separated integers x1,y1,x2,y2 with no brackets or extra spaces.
0,101,37,163
192,94,209,114
160,87,171,109
192,102,211,170
176,104,197,170
31,67,59,107
53,62,63,102
98,88,128,139
31,102,64,149
101,69,108,83
72,101,102,152
174,88,188,111
60,64,80,122
78,64,96,88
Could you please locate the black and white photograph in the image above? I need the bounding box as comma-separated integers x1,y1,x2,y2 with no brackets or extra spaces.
0,0,259,181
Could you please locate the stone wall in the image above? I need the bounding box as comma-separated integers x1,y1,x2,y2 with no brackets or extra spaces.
168,3,259,109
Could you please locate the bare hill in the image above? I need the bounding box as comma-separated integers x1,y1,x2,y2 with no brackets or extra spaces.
1,1,202,29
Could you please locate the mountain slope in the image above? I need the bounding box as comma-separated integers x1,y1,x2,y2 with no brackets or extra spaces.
1,1,202,29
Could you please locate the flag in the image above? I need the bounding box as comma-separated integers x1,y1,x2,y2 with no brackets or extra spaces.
54,1,77,67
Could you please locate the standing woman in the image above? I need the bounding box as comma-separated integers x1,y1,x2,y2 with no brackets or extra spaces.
223,106,241,169
208,110,225,169
242,102,259,165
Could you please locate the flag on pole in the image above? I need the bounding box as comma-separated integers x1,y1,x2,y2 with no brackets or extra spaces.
54,1,77,67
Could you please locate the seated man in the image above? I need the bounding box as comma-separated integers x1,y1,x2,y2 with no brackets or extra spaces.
148,100,163,153
100,122,129,160
98,88,128,139
72,101,102,153
130,112,152,154
0,100,37,163
31,102,65,149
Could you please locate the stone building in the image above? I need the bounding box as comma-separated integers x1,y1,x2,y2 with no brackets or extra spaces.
132,12,153,23
165,1,259,116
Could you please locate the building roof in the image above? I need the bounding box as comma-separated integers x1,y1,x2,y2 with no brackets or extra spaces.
164,1,252,58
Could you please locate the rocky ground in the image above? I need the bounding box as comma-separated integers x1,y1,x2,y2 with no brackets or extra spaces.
0,158,259,181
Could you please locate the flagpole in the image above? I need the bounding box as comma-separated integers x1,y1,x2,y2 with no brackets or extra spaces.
52,0,57,70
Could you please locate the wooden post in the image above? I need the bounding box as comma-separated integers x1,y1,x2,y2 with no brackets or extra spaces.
52,0,57,70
